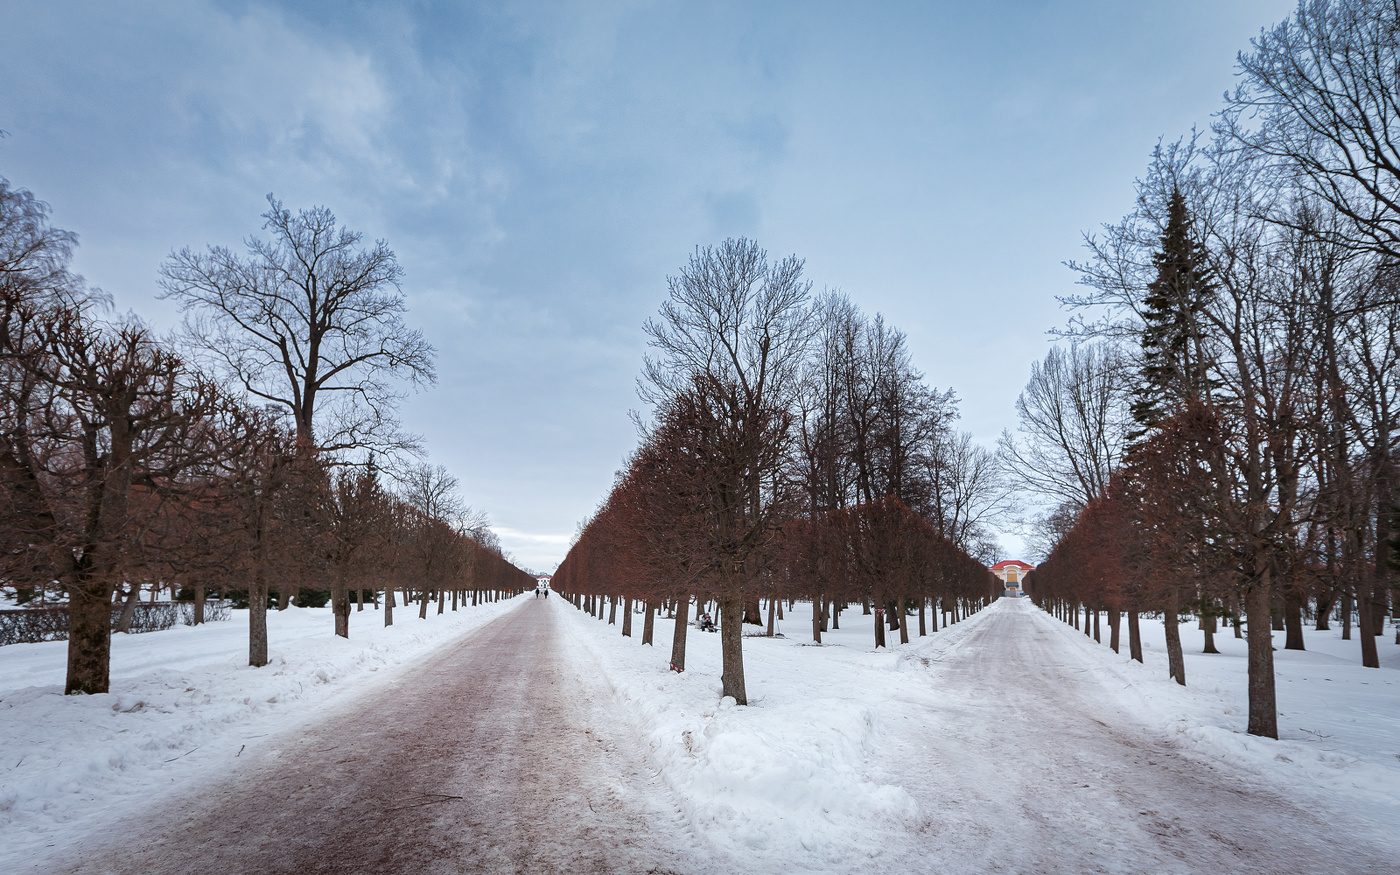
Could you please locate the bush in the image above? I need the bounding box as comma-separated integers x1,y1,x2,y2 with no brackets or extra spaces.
0,600,232,647
294,589,331,608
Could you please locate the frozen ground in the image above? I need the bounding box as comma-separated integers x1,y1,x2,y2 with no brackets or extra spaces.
3,593,1396,873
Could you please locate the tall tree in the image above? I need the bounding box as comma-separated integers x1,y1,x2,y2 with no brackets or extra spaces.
158,196,435,455
641,238,813,705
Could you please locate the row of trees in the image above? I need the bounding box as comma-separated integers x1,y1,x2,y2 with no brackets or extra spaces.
0,178,532,695
552,239,1000,704
1008,0,1400,739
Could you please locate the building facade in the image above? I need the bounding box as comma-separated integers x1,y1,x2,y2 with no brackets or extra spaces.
989,560,1034,597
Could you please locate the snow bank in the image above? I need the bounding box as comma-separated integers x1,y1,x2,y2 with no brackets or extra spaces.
553,599,1001,868
0,596,524,864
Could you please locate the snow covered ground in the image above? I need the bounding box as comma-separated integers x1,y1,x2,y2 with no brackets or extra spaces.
1106,607,1400,825
553,596,1400,872
0,596,525,867
4,592,1396,873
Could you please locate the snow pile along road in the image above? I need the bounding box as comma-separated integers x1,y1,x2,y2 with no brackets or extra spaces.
0,597,524,865
552,599,986,869
555,596,1400,874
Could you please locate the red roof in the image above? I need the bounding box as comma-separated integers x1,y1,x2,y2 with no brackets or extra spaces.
989,560,1034,571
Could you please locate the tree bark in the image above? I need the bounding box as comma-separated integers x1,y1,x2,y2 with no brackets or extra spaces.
65,579,115,695
334,585,350,638
1202,612,1220,654
622,598,633,637
193,582,206,626
642,601,655,646
385,585,395,627
1358,583,1380,668
766,597,776,637
249,569,269,668
1282,588,1304,651
1245,572,1279,739
1108,607,1120,653
670,595,690,672
608,596,617,626
114,583,142,634
1164,595,1185,686
719,596,747,704
1127,610,1142,663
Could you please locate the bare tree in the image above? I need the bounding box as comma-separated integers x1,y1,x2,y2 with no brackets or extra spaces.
998,342,1131,523
641,238,813,705
159,196,435,455
1225,0,1400,260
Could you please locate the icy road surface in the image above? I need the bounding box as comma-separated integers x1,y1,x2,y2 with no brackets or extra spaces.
51,598,702,875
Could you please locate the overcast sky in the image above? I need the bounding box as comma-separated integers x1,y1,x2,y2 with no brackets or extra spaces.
1,0,1298,570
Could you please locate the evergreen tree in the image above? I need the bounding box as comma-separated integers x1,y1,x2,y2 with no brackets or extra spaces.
1129,188,1218,440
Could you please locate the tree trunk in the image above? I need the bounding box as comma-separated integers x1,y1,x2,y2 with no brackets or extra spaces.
65,579,115,695
1127,610,1142,663
114,583,142,634
608,596,617,626
918,599,927,637
1341,590,1352,639
670,595,690,672
278,583,297,611
418,587,429,620
812,594,823,643
622,598,633,637
719,596,747,705
642,601,655,646
766,597,776,637
1108,607,1120,653
385,585,395,627
898,599,910,645
743,597,762,625
1092,608,1100,643
438,588,446,614
1358,583,1380,669
333,585,350,638
1314,591,1333,631
1244,572,1279,739
1282,588,1304,651
1202,612,1219,654
249,569,269,668
193,582,206,626
1164,594,1185,686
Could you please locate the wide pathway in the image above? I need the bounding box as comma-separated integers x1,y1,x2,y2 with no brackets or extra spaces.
57,597,701,875
885,598,1395,874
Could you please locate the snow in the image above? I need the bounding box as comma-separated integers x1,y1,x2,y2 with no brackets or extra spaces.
1101,607,1400,826
553,596,1400,871
3,590,1397,872
0,596,525,866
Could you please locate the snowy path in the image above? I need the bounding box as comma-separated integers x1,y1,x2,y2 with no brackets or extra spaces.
47,597,702,875
892,598,1394,874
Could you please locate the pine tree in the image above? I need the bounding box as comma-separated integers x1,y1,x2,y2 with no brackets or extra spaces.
1129,188,1218,439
